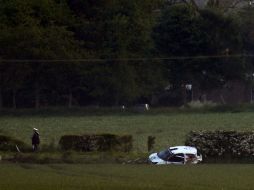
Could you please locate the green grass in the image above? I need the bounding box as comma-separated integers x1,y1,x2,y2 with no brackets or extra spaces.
0,163,254,190
1,112,254,151
1,111,254,189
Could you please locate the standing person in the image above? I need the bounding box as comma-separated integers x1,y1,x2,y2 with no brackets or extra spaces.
32,128,40,152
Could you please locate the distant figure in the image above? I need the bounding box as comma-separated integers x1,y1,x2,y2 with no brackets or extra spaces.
32,128,40,152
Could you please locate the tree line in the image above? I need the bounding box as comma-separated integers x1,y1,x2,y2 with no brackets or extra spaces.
0,0,254,108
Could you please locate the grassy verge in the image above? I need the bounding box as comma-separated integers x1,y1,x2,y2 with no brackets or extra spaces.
0,151,148,164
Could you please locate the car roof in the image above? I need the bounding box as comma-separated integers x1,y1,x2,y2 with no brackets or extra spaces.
169,146,197,154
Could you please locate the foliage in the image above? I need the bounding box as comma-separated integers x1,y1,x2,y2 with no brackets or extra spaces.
198,9,242,55
0,0,80,59
59,134,133,152
0,134,29,152
152,4,245,91
152,4,203,56
152,4,242,55
238,7,254,54
186,130,254,160
0,0,166,107
0,0,252,108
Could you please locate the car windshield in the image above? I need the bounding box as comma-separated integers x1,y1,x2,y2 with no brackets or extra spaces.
157,149,173,161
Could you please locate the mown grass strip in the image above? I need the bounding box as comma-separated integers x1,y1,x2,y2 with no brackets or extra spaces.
0,164,253,190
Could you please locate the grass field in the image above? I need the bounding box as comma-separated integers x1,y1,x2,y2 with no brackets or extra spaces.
1,111,254,151
1,110,254,190
0,163,254,190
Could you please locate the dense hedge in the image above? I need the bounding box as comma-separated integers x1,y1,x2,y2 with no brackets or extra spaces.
0,135,29,152
185,130,254,159
59,134,133,152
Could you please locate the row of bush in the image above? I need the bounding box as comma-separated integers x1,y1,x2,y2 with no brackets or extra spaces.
0,133,133,153
185,130,254,159
59,134,133,152
0,135,29,152
4,130,254,162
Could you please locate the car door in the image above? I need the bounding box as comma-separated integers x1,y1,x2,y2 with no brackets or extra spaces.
185,154,198,164
167,153,185,164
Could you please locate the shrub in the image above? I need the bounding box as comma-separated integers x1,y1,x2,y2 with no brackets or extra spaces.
58,135,90,151
147,136,155,152
185,130,254,160
95,134,118,151
59,134,133,152
0,135,29,152
116,135,133,152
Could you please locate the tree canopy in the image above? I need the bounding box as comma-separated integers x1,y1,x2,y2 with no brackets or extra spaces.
0,0,253,108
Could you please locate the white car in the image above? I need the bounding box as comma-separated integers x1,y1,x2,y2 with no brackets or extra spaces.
149,146,202,165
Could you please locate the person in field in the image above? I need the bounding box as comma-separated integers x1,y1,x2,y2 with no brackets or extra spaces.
32,128,40,151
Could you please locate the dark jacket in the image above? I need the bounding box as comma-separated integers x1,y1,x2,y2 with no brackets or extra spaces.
32,132,40,145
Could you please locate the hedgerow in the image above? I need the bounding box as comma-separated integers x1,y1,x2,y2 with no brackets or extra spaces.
185,130,254,160
59,134,133,152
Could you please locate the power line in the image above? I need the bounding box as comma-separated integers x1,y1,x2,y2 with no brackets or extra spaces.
0,54,252,62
